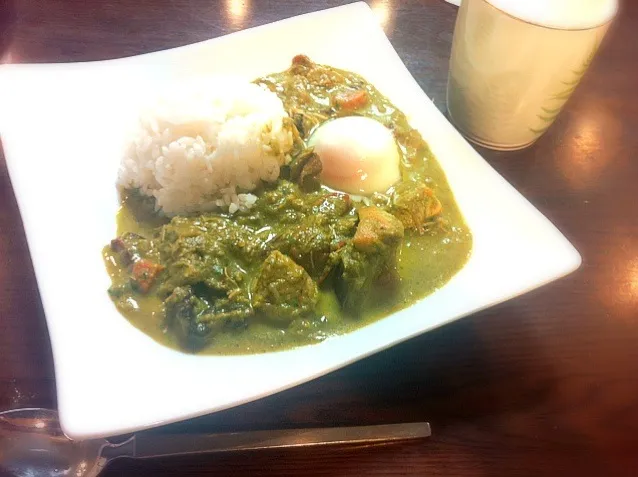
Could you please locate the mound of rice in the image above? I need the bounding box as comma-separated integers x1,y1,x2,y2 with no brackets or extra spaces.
118,78,294,215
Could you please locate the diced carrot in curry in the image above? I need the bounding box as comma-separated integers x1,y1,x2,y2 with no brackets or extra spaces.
130,259,165,293
334,90,368,110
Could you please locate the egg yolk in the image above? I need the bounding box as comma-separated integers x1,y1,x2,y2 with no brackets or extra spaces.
307,116,401,195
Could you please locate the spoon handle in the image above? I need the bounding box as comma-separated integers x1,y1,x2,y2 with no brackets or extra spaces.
128,422,431,459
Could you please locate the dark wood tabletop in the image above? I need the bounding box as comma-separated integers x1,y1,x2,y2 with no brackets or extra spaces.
1,0,638,475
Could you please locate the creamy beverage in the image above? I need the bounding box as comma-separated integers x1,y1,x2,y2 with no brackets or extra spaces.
447,0,618,150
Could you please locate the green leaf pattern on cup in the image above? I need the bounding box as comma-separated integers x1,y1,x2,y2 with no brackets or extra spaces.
530,37,601,135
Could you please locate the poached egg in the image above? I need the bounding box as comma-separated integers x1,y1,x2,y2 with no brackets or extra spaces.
308,116,401,195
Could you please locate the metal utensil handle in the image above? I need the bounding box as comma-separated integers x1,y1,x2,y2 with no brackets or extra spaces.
130,422,431,459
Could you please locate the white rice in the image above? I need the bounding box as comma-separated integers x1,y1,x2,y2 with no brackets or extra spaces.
118,77,294,216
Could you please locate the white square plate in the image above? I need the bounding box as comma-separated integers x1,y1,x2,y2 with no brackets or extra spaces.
0,2,580,440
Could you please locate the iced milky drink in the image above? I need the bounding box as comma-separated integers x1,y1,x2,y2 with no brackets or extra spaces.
447,0,618,150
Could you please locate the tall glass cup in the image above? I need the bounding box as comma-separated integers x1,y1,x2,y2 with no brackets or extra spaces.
446,0,618,150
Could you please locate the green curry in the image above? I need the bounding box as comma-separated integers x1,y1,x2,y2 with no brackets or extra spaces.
103,56,472,354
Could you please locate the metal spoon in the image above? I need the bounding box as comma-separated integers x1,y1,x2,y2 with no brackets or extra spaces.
0,408,430,477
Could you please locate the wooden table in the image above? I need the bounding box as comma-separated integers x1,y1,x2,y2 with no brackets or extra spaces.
1,1,637,475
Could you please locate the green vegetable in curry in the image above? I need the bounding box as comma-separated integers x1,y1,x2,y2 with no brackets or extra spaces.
103,56,472,354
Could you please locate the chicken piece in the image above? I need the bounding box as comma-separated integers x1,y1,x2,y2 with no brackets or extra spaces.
298,153,323,192
164,286,213,350
389,181,443,234
269,193,356,280
164,286,252,351
311,192,351,216
336,207,404,314
252,251,319,323
270,221,333,279
157,215,261,296
289,148,323,192
291,54,313,67
353,206,404,254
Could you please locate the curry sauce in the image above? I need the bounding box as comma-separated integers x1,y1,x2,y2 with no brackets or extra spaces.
103,58,472,354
